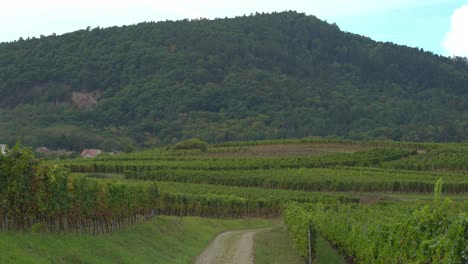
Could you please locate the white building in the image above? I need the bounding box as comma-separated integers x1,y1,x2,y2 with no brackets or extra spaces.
0,144,7,155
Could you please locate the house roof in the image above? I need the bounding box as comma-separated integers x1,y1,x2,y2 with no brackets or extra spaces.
81,149,102,157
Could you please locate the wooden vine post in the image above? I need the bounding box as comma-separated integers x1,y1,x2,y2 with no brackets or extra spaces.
308,224,313,264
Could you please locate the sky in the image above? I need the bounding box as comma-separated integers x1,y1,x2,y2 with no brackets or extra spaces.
1,0,467,57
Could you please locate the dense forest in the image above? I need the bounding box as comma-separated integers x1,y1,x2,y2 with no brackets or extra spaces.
0,11,467,151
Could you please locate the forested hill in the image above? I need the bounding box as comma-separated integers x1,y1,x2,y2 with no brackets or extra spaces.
0,11,467,150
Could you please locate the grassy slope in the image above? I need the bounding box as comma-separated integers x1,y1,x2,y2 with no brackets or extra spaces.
0,216,272,264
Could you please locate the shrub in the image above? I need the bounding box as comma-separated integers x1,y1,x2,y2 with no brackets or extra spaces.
172,138,208,152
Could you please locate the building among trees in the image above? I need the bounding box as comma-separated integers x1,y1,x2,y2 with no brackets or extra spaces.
80,149,102,158
0,144,7,155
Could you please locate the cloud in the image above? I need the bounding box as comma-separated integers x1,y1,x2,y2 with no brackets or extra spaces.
443,5,468,57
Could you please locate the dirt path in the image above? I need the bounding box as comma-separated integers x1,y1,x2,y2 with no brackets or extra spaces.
194,228,271,264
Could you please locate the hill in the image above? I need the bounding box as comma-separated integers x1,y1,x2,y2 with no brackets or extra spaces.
0,11,467,150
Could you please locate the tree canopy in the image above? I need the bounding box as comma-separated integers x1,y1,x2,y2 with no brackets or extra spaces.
0,11,467,150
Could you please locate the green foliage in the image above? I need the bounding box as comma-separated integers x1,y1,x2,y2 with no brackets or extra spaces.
81,179,357,219
283,202,317,260
120,167,468,194
284,200,467,263
1,143,364,234
59,148,415,172
435,177,443,203
0,144,161,233
31,222,46,233
172,138,208,152
123,144,135,154
0,12,467,149
382,147,468,171
156,181,357,206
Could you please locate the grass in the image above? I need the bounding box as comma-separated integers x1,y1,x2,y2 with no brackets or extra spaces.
0,216,272,264
316,237,346,264
254,221,346,264
254,223,304,264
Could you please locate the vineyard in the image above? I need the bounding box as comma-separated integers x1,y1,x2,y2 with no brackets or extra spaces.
284,185,467,263
1,139,467,262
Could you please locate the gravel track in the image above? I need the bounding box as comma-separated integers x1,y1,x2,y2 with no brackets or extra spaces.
194,228,271,264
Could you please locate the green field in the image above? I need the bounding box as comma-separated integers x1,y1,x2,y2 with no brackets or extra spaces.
1,139,466,263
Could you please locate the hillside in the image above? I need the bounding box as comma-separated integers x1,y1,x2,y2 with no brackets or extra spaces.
0,11,467,150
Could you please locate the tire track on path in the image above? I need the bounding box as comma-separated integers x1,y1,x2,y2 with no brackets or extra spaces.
194,228,271,264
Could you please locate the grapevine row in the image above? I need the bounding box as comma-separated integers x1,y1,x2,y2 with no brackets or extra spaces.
61,149,415,172
284,189,467,263
122,167,467,193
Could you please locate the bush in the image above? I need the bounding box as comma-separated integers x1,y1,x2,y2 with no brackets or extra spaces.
172,138,208,152
123,144,135,153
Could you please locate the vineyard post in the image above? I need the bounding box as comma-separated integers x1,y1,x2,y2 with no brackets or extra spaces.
308,224,313,264
179,195,183,223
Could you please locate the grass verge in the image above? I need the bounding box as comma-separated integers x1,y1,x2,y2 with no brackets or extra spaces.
316,236,346,264
0,216,272,264
254,224,304,264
